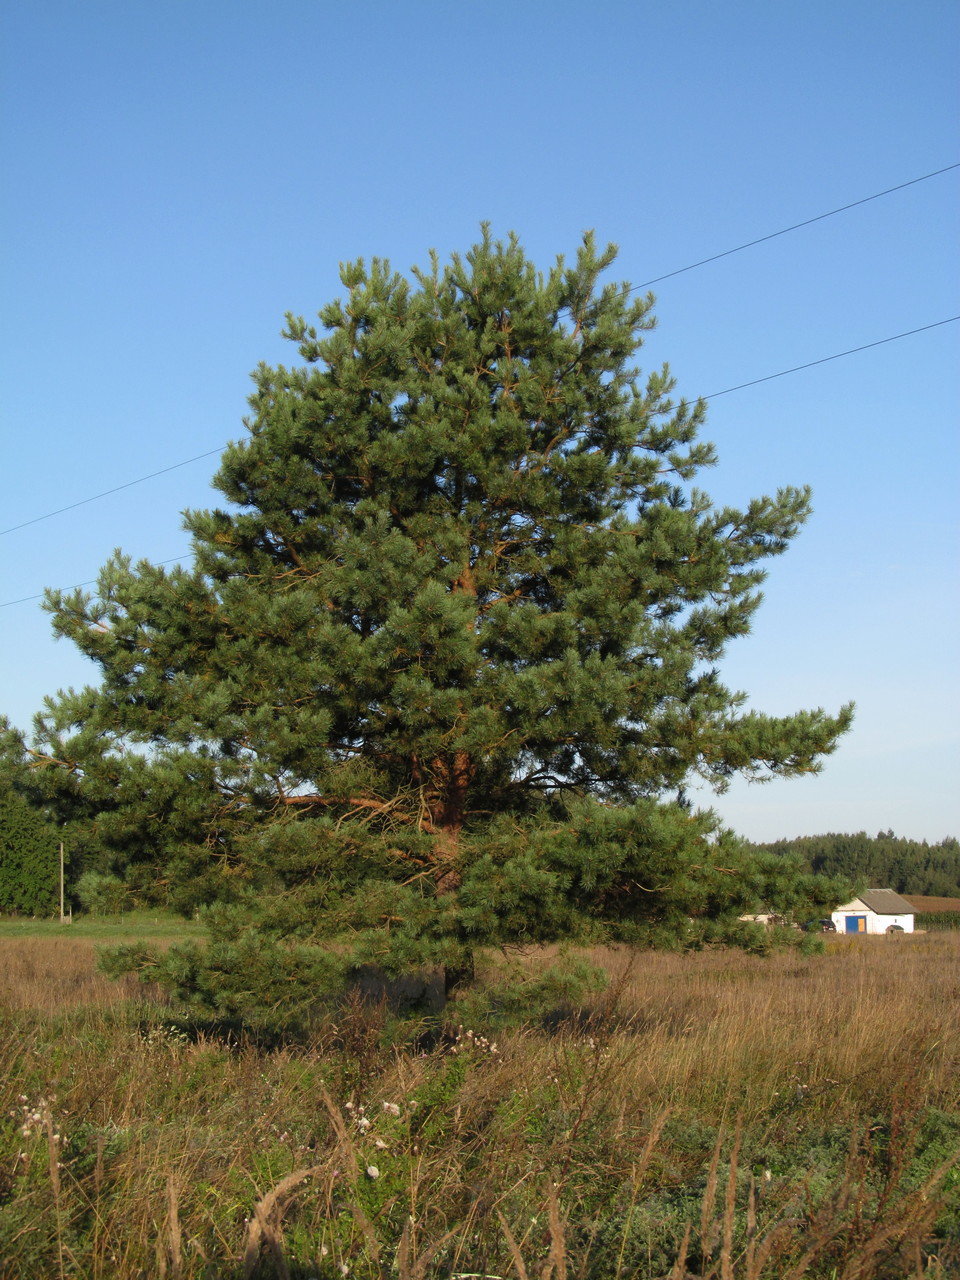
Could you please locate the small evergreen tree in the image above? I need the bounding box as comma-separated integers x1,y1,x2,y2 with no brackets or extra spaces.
31,231,852,1018
0,782,60,916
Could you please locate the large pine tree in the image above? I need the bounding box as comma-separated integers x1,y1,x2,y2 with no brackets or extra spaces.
30,231,852,1014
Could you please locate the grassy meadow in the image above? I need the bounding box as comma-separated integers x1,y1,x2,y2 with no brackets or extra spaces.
1,921,958,1279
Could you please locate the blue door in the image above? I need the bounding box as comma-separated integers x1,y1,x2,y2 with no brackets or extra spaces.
845,915,866,933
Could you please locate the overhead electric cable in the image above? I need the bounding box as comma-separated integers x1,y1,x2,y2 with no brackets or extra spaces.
0,557,193,609
0,447,226,537
2,162,956,543
633,162,960,289
2,313,957,611
704,316,960,399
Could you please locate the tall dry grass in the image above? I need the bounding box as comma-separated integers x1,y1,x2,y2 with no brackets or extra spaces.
1,932,958,1278
0,937,151,1012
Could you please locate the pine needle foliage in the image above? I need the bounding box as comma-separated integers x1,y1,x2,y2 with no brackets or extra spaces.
26,229,852,1015
0,780,61,915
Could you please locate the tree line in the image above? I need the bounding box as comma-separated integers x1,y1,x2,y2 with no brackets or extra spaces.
748,831,960,899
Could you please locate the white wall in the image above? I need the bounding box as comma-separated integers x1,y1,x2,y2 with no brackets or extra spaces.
831,905,915,935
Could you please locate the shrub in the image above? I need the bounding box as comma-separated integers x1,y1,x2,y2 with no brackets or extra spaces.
75,871,132,916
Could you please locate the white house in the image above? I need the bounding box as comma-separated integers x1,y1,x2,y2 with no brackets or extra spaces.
831,889,915,935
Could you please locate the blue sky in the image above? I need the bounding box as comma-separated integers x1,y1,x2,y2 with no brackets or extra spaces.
1,0,957,842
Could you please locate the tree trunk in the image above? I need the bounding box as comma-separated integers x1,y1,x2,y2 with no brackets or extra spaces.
443,954,475,1000
429,749,474,895
428,749,475,1000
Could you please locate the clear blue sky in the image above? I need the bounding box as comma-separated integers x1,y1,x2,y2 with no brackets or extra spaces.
1,0,957,842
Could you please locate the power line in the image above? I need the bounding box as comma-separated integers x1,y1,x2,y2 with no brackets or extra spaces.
704,316,959,400
2,163,956,544
0,557,193,609
633,162,960,290
2,313,957,611
0,447,226,537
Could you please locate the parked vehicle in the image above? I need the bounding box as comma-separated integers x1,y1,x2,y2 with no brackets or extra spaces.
803,918,837,933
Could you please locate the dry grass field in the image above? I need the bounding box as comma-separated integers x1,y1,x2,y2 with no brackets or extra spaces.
1,929,958,1278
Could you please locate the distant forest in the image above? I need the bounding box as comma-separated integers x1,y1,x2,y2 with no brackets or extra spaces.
751,831,960,898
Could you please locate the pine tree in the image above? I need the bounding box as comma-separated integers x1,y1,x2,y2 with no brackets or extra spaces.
33,230,852,1017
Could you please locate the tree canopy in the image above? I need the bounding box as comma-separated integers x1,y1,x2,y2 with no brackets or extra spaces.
13,230,853,1015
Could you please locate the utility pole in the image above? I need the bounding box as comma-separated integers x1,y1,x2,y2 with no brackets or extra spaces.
59,841,70,923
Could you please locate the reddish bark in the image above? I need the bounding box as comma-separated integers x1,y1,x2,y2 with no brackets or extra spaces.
429,748,475,895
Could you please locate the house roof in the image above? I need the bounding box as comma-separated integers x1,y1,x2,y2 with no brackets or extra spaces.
853,889,915,916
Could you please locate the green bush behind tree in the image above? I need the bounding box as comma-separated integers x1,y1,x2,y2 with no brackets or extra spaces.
0,783,62,915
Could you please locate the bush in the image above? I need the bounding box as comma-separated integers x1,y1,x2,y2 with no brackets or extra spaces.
75,871,132,916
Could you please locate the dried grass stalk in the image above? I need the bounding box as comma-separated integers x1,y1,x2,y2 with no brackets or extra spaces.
396,1218,461,1280
541,1180,567,1280
497,1210,530,1280
240,1165,324,1280
165,1171,182,1280
720,1118,743,1280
